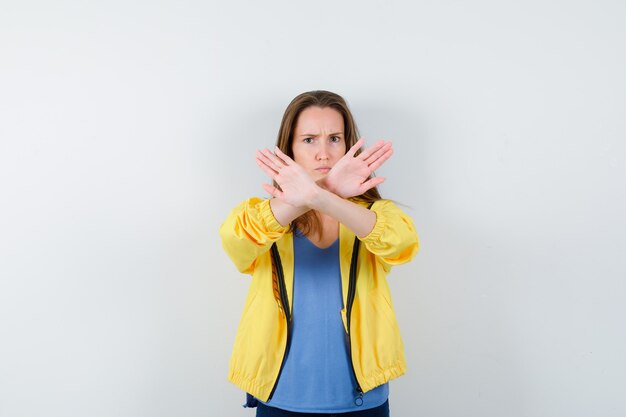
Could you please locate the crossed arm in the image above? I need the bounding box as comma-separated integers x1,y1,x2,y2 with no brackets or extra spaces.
255,138,393,238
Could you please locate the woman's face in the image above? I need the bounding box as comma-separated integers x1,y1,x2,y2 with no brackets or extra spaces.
291,106,346,181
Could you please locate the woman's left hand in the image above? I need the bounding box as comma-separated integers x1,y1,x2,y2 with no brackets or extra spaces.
322,138,393,198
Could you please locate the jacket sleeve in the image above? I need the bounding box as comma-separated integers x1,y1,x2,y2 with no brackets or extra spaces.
219,197,290,275
360,199,419,267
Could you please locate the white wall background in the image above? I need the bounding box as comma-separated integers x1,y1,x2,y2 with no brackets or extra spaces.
1,0,625,416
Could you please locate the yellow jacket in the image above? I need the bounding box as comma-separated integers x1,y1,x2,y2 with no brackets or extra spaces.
219,197,419,402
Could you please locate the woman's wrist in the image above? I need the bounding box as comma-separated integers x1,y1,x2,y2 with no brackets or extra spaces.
308,188,376,237
308,186,330,212
316,177,337,195
269,198,310,226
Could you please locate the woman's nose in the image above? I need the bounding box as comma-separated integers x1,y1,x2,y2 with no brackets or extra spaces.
316,142,329,160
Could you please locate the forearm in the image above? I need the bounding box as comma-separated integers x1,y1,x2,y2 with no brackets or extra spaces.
269,198,310,227
308,188,377,238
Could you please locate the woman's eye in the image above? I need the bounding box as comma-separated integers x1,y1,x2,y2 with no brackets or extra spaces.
303,138,313,143
330,136,341,143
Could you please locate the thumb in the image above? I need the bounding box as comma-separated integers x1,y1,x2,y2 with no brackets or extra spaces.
262,183,284,198
360,176,385,193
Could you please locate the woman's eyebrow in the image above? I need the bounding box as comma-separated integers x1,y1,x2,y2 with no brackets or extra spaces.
297,132,344,137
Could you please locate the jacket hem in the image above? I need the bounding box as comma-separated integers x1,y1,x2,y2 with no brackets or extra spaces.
228,372,272,402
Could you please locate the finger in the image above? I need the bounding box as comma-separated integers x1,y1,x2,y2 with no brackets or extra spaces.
274,147,296,165
359,176,386,193
256,150,280,173
261,148,285,171
256,149,276,168
256,155,279,177
346,138,365,157
368,140,392,157
357,139,386,160
363,141,392,164
367,147,393,172
262,183,284,199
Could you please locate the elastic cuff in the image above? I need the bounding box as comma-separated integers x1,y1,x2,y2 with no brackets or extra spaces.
259,199,290,233
361,203,386,243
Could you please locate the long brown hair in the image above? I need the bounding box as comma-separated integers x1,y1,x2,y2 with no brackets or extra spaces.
275,90,382,237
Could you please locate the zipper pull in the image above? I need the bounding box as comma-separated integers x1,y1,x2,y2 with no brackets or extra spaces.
354,391,363,406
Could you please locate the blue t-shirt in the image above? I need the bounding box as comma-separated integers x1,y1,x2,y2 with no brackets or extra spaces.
262,231,388,413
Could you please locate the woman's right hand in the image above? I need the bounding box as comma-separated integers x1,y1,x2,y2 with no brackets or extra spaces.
255,147,319,208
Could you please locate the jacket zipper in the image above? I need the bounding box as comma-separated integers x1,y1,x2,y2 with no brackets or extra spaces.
346,236,364,405
267,217,371,404
267,243,292,402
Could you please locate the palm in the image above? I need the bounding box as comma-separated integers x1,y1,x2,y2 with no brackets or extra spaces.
327,157,373,197
255,147,318,207
272,163,317,207
325,139,393,198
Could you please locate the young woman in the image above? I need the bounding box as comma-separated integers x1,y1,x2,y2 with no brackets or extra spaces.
219,91,419,417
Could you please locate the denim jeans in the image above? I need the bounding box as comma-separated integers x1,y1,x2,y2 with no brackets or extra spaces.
256,400,390,417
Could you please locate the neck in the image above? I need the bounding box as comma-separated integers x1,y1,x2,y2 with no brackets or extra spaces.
297,211,339,248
